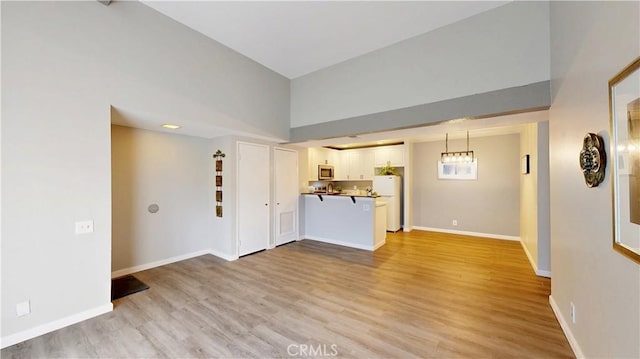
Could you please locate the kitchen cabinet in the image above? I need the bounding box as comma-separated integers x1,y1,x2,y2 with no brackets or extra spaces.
308,147,338,181
374,145,405,167
334,152,350,181
308,145,403,181
346,149,375,180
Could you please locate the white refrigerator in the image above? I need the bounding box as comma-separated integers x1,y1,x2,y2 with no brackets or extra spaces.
373,176,402,232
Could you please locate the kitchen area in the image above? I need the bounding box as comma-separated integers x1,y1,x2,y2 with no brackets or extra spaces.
300,144,406,251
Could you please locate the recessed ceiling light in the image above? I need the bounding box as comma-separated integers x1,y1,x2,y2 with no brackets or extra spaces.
161,124,181,129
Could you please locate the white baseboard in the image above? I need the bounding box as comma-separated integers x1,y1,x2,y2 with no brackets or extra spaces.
303,236,376,251
373,239,386,250
412,226,520,241
209,249,238,261
519,241,552,278
7,248,238,348
111,249,211,278
549,295,583,358
1,303,113,349
536,269,551,277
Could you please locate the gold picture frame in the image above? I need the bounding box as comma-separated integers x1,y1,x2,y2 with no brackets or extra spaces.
609,56,640,264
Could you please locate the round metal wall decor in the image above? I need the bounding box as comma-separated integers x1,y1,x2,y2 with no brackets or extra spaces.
147,203,159,214
579,133,606,188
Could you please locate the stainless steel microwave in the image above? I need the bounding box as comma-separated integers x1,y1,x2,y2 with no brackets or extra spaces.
318,165,334,180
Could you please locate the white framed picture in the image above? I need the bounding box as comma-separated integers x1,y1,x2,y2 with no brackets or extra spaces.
437,159,478,180
609,56,640,264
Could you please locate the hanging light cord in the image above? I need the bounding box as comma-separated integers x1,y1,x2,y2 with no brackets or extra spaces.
466,131,469,152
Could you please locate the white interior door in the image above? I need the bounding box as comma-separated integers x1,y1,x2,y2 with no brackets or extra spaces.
237,142,270,256
274,148,299,246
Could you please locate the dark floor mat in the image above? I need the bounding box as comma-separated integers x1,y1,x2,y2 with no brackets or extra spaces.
111,275,149,301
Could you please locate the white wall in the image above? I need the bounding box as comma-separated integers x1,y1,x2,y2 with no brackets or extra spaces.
111,126,212,274
208,136,237,259
520,123,539,267
206,136,302,260
520,121,551,276
536,122,550,274
412,134,520,237
549,1,640,357
1,1,289,345
291,1,549,128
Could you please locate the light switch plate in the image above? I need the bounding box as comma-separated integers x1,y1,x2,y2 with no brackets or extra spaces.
16,301,30,317
75,220,94,234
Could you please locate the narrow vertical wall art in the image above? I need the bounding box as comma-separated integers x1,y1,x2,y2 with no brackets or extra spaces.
213,150,225,217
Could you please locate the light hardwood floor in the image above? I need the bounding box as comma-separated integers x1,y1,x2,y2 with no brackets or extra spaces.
2,231,574,358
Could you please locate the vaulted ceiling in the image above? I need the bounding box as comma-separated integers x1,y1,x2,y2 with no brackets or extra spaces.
141,1,509,79
133,1,531,144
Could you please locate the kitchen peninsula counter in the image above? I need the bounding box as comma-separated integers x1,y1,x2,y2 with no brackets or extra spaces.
301,193,386,251
300,192,380,198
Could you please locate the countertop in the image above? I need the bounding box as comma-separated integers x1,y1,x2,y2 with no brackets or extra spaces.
300,192,379,198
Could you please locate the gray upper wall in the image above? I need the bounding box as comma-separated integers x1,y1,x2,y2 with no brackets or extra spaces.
290,81,550,143
16,1,290,141
290,1,550,140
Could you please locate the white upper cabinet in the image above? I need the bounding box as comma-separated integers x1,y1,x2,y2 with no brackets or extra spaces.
374,145,405,167
308,147,339,180
335,151,350,181
346,149,375,180
308,145,404,181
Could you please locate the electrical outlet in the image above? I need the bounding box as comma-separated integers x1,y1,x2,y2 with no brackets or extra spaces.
570,302,576,324
363,204,370,212
75,220,94,234
452,219,458,226
16,301,30,317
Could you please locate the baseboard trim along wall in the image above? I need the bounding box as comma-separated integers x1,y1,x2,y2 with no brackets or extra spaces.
111,249,211,278
303,236,377,251
0,303,113,349
372,240,386,251
520,241,552,278
412,226,521,241
549,295,583,359
209,249,238,262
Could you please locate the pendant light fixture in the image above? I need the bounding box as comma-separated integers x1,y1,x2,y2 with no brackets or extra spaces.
441,131,475,163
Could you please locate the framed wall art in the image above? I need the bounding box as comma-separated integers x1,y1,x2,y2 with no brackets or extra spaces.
609,56,640,264
213,150,225,218
437,160,478,180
